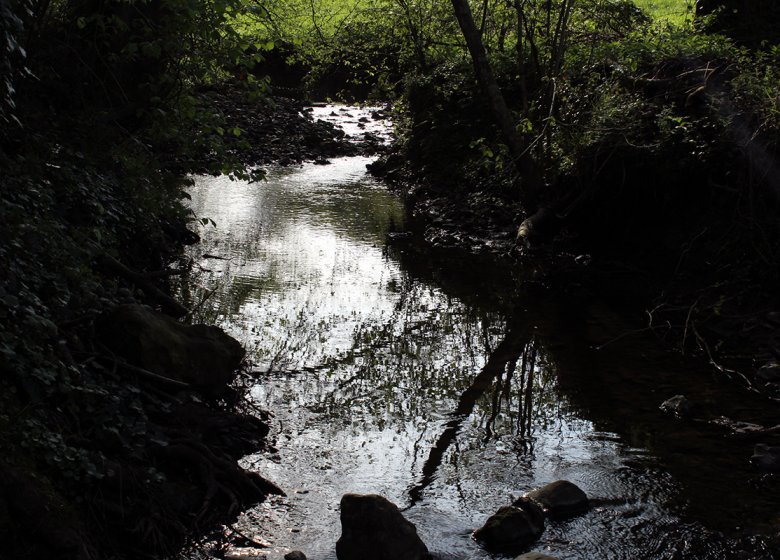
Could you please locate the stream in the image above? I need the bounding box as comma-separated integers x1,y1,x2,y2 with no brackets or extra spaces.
179,105,780,560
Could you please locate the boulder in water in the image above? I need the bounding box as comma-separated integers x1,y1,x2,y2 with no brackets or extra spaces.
336,493,430,560
515,553,560,560
659,394,693,418
522,480,589,519
473,500,545,552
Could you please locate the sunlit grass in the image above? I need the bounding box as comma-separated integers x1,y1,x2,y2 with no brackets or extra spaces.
634,0,694,25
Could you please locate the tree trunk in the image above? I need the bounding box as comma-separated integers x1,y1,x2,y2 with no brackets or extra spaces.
450,0,541,208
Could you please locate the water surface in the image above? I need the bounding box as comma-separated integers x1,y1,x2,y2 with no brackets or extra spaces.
180,106,780,560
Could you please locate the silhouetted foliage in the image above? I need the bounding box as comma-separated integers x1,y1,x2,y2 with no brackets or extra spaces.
696,0,780,46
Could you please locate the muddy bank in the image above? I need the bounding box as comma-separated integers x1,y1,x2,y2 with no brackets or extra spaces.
0,296,282,559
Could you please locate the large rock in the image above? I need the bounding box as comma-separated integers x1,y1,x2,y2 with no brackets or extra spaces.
96,304,244,395
522,480,589,519
336,493,430,560
659,395,693,418
473,500,545,553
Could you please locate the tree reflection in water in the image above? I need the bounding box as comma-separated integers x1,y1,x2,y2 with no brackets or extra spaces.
407,322,549,506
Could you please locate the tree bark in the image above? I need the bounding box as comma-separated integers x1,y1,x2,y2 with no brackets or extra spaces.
450,0,541,208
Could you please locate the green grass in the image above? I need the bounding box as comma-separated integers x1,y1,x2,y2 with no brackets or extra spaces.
634,0,694,24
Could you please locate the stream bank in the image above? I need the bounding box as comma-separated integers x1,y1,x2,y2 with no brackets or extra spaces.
1,87,351,560
367,52,780,404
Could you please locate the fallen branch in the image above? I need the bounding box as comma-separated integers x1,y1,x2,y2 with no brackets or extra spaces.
103,355,192,389
226,525,270,549
691,320,759,393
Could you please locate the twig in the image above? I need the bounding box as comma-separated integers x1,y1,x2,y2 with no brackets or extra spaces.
681,297,700,354
595,326,656,351
109,358,192,389
188,287,219,317
226,525,270,549
690,321,759,393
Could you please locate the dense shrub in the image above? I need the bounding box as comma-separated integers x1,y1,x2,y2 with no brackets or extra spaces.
696,0,780,46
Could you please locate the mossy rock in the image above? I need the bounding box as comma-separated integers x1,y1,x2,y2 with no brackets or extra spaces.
96,304,244,395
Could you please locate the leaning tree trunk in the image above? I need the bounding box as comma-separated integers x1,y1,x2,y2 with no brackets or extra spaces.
450,0,541,209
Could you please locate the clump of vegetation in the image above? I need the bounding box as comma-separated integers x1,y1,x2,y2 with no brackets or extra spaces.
0,0,288,558
356,0,778,380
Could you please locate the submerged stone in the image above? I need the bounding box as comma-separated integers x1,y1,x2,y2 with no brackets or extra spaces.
515,553,560,560
709,416,767,436
336,493,429,560
659,394,693,418
284,551,307,560
751,444,780,471
473,501,545,552
522,480,589,519
756,361,780,383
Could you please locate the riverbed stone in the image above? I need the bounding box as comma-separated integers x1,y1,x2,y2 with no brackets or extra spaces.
515,553,560,560
336,493,430,560
473,501,545,552
522,480,589,519
96,304,245,395
751,444,780,471
659,394,693,418
709,416,767,436
756,361,780,383
284,551,307,560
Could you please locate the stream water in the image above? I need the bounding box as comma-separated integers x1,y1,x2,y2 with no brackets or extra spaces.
180,106,780,560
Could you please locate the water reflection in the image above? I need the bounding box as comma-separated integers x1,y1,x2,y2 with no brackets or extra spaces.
408,326,537,507
179,111,778,560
